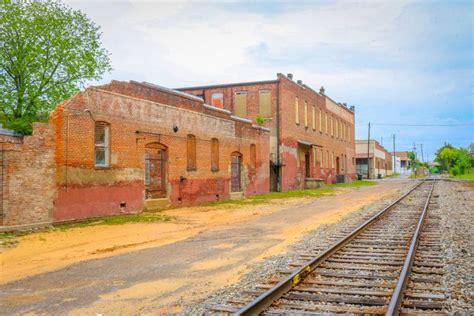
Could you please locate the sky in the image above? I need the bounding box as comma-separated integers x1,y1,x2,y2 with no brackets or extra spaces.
65,0,474,161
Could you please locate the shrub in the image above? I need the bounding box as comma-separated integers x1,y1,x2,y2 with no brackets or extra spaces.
450,166,460,176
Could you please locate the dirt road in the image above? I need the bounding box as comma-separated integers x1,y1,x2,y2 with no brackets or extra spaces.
0,179,407,314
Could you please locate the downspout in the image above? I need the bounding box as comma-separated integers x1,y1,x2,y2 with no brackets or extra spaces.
276,78,281,192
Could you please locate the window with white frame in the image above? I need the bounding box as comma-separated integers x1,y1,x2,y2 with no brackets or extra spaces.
95,122,110,167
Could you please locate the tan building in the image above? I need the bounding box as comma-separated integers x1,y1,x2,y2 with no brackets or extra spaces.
355,140,393,179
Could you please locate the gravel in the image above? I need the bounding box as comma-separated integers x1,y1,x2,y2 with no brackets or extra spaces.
181,182,417,315
182,180,473,315
437,180,473,314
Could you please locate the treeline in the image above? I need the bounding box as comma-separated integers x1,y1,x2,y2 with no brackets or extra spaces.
434,143,473,176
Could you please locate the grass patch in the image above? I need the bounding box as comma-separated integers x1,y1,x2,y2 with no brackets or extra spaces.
452,169,474,180
0,212,174,244
54,212,174,231
202,180,377,208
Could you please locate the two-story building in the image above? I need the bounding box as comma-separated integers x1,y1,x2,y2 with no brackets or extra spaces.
356,139,393,178
177,73,356,191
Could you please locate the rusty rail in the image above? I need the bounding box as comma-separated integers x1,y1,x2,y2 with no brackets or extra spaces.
235,180,426,316
385,179,436,315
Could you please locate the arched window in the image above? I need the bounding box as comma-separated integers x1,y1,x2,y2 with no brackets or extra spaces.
211,138,219,171
95,122,110,167
187,134,197,171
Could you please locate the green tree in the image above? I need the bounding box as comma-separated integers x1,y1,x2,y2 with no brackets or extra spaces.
435,144,458,171
0,0,111,134
456,148,471,174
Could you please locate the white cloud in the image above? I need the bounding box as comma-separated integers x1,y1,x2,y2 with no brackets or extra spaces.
64,0,473,155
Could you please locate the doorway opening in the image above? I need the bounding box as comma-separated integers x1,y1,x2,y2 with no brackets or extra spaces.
145,143,167,199
230,152,242,192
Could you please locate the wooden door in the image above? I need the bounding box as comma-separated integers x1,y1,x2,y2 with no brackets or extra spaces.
145,143,167,199
231,153,242,192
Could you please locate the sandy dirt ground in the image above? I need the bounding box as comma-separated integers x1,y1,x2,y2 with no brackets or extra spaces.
0,179,407,314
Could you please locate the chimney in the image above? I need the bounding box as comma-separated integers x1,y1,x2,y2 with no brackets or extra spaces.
287,73,293,80
297,79,303,85
319,86,325,95
350,105,355,112
343,103,348,107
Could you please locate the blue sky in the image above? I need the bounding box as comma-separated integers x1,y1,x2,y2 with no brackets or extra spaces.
66,0,473,161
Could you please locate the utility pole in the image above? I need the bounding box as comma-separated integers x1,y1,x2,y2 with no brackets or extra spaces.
392,134,396,174
367,122,371,179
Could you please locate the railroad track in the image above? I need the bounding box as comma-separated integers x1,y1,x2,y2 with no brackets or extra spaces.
214,179,447,315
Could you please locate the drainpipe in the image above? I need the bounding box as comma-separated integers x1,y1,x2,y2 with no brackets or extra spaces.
276,78,281,192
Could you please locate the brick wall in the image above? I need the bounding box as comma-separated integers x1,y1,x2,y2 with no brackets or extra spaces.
277,74,355,189
179,74,357,190
0,124,56,227
50,81,269,222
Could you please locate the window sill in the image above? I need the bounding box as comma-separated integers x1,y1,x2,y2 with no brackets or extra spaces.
95,165,111,170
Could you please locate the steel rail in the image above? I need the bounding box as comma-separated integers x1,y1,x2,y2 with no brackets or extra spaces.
235,180,427,316
386,179,436,315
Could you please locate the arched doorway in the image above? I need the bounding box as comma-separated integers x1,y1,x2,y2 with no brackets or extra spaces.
230,152,242,192
336,156,341,175
145,143,167,199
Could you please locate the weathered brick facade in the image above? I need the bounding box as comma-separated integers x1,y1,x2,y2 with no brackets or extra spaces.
1,81,270,228
0,124,56,228
178,73,356,191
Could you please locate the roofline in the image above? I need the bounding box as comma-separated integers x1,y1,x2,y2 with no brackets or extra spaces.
174,79,278,91
131,81,204,102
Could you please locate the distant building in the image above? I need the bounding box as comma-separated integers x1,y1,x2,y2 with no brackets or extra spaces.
177,73,356,190
394,151,412,174
392,155,401,174
355,140,393,179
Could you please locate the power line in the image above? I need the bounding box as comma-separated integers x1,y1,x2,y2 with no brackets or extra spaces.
371,123,474,127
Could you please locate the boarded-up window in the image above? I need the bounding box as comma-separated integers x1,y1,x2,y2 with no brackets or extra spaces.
325,112,328,133
330,116,333,136
331,152,334,168
319,109,322,132
95,122,110,167
211,138,219,171
304,101,308,127
295,97,300,124
336,119,339,138
187,134,197,171
326,150,329,168
312,105,316,130
211,93,224,108
250,144,256,170
259,90,272,117
234,91,247,118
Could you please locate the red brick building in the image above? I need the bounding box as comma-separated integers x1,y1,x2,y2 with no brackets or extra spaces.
177,73,356,191
0,81,269,229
